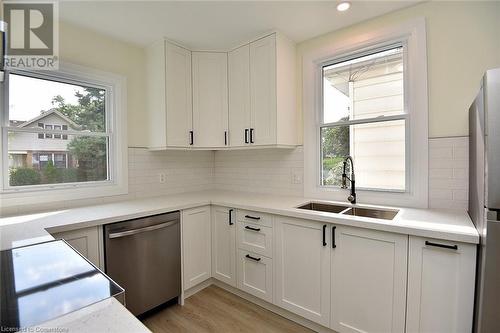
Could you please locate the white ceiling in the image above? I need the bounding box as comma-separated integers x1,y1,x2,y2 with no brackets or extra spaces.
60,1,420,50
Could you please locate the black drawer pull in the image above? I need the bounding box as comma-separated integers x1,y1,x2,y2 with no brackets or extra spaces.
245,226,261,232
322,225,327,246
229,209,234,225
245,254,261,262
244,215,261,220
250,128,255,143
425,241,458,250
224,131,228,146
245,129,249,144
189,130,194,145
332,226,336,249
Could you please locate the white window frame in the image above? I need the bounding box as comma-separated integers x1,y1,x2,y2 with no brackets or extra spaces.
0,62,128,207
302,18,428,208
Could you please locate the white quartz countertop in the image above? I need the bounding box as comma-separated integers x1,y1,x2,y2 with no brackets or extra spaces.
1,190,479,250
0,189,478,332
32,297,150,333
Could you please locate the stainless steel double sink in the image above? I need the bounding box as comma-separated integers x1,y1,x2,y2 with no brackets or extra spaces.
297,202,399,221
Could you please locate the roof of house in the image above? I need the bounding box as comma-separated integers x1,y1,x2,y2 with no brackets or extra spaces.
16,109,81,129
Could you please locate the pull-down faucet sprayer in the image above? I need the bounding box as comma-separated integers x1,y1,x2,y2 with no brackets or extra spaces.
341,156,356,204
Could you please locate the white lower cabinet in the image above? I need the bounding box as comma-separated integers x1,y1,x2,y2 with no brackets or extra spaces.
237,249,273,303
331,225,408,333
211,206,236,287
182,206,211,290
274,217,331,327
180,207,476,333
406,236,476,333
51,226,102,268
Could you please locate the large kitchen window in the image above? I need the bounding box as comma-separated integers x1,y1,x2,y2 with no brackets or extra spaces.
320,45,407,191
0,64,127,205
303,20,428,208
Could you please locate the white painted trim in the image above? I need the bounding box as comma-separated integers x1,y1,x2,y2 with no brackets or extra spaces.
0,62,128,207
303,18,428,208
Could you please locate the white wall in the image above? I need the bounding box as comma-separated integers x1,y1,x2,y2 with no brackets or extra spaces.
59,21,148,148
297,1,500,140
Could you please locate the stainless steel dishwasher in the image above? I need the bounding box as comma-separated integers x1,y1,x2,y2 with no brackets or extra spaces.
104,211,181,316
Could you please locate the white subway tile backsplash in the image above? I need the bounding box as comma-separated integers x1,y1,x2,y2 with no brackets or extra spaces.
4,136,471,217
213,147,304,197
429,137,469,210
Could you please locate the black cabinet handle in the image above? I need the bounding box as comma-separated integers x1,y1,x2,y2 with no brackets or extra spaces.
425,241,458,250
189,130,194,145
245,225,261,232
250,128,254,143
228,209,234,225
224,131,228,146
244,215,260,220
332,226,336,248
245,254,261,262
322,225,327,246
245,129,249,144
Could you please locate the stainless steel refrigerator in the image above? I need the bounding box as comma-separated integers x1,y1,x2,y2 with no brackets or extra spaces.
469,67,500,333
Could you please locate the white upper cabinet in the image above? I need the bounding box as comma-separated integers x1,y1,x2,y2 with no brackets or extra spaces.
228,32,298,147
228,44,251,147
192,52,228,148
406,236,476,333
330,226,408,333
250,34,277,145
147,32,297,150
146,40,192,149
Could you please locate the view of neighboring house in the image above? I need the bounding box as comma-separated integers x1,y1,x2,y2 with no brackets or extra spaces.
9,109,81,170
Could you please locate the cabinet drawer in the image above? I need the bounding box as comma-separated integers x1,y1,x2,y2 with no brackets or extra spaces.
237,210,273,228
237,249,273,303
237,222,273,257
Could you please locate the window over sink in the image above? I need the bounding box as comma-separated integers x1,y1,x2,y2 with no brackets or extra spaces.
320,45,406,191
303,19,428,208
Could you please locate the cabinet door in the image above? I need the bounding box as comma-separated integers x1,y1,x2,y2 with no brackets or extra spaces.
52,226,102,268
406,237,476,333
331,226,407,333
228,44,251,147
182,206,211,290
192,52,228,147
165,42,192,147
211,207,236,287
237,249,273,303
274,217,330,326
250,34,277,145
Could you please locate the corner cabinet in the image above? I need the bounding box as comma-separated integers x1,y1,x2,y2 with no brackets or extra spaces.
331,225,408,333
146,32,298,150
182,206,211,290
227,32,298,147
146,40,192,149
211,206,236,286
192,52,228,148
406,236,476,333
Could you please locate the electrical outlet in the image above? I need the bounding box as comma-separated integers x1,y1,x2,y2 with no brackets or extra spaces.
159,172,166,183
291,168,303,184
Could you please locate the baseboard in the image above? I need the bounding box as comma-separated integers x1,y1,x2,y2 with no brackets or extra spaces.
183,277,336,333
182,278,214,300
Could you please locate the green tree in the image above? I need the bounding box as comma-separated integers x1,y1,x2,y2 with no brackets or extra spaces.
52,87,107,182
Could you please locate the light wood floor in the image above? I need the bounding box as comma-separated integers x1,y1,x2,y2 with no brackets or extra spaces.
142,285,314,333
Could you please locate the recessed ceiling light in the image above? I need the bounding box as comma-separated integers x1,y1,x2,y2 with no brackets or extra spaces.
337,2,351,12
